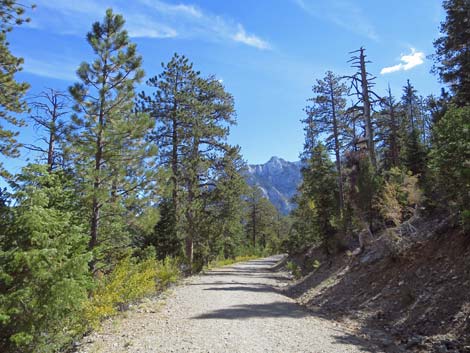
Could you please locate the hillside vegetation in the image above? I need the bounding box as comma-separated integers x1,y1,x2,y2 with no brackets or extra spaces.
282,0,470,351
0,1,469,353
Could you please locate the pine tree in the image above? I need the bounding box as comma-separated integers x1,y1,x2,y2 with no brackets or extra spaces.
304,143,338,251
244,186,279,250
0,165,91,353
0,1,33,176
378,85,400,169
209,146,247,259
245,186,264,248
427,88,451,126
401,80,427,176
429,106,470,217
401,79,420,131
181,74,237,268
151,197,182,260
304,71,348,215
68,9,154,270
141,57,237,269
139,54,198,263
289,143,338,254
432,0,470,106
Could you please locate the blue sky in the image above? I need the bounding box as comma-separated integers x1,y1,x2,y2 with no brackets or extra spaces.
7,0,445,172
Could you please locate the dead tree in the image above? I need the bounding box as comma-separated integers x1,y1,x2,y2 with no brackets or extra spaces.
25,89,70,171
345,47,382,170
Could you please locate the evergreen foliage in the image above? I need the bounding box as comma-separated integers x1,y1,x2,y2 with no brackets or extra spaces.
140,54,260,270
151,198,182,260
304,71,348,215
0,1,32,176
245,186,279,250
1,1,469,351
429,106,470,219
68,9,154,271
289,143,338,254
0,165,91,353
432,0,470,105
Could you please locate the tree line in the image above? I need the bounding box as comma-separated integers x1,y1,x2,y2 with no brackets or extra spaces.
287,0,469,259
0,5,285,352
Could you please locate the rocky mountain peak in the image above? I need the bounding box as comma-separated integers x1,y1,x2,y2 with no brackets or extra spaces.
245,156,302,215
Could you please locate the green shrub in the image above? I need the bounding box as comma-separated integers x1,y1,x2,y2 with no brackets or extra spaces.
84,256,180,329
286,261,302,279
155,257,181,289
461,209,470,234
376,167,422,227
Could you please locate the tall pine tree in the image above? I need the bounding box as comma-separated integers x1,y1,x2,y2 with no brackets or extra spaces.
69,9,154,270
304,71,348,215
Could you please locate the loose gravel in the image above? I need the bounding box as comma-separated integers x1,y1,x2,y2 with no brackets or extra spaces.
77,255,382,353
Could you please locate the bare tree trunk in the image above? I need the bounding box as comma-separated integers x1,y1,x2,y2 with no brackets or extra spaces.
329,80,344,215
387,86,399,167
46,96,57,171
185,137,199,271
359,47,377,169
90,119,103,251
185,179,195,269
171,113,179,224
47,130,55,172
252,202,257,247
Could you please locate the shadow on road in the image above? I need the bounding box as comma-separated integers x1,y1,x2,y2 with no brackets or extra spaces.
192,301,309,320
203,285,276,293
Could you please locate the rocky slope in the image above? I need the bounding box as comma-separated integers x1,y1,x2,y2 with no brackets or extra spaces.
245,156,302,215
284,216,470,353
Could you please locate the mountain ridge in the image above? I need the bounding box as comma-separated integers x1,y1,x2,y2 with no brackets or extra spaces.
244,156,302,215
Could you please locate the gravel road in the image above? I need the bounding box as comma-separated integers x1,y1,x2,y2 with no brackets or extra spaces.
78,255,381,353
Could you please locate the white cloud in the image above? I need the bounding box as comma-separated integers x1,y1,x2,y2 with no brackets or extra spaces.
233,25,270,50
125,15,178,38
21,56,78,81
25,0,270,50
137,0,202,18
294,0,378,40
26,0,179,39
380,48,425,74
127,26,177,39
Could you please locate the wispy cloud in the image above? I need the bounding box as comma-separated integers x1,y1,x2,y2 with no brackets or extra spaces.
21,56,78,81
25,0,270,49
25,0,178,39
380,48,425,74
294,0,378,40
135,0,271,50
233,25,270,50
137,0,203,18
125,15,178,39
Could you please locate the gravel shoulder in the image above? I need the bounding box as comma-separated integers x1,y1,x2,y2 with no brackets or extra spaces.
78,255,382,353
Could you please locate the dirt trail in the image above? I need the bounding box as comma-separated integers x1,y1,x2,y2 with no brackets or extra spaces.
78,255,381,353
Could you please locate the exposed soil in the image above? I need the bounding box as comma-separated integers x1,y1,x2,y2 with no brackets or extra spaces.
76,255,382,353
285,223,470,353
